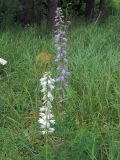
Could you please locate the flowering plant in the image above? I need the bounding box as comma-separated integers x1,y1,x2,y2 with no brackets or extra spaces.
54,7,70,101
39,72,55,135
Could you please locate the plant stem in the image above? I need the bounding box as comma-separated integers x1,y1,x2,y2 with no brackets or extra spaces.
46,132,48,160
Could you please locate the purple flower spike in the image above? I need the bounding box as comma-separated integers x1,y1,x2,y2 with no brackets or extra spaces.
56,76,65,82
54,7,71,101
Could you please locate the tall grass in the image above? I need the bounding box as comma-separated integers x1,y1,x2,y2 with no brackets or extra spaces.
0,15,120,160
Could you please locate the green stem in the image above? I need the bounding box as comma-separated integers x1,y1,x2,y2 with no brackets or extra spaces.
46,132,48,160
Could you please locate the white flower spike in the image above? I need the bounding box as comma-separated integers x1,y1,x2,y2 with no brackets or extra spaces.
39,72,55,135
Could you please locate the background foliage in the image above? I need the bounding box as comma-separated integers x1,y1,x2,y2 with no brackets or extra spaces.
0,0,120,26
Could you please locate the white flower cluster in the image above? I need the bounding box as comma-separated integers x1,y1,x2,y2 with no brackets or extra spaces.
39,72,55,135
0,58,7,65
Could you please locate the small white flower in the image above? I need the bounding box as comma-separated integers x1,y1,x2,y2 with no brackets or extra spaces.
41,125,46,129
50,120,55,125
39,113,46,117
48,84,54,90
48,79,55,84
40,107,46,112
41,131,46,135
47,101,52,108
41,81,47,87
48,128,55,133
49,114,54,119
43,95,47,100
0,58,7,65
38,118,46,125
47,92,54,101
41,87,47,93
40,77,47,83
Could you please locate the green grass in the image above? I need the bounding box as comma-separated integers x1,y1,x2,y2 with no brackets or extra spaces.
0,15,120,160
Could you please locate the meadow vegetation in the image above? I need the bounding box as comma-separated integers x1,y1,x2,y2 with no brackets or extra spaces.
0,14,120,159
